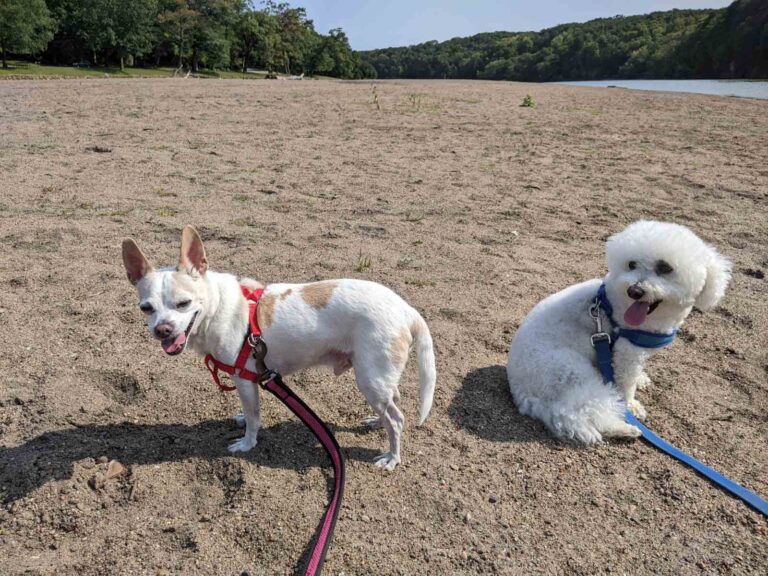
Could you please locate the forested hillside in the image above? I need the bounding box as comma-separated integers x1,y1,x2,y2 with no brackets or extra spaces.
360,0,768,81
3,0,765,80
0,0,376,78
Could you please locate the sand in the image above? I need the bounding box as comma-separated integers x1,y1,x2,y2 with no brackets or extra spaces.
0,78,766,575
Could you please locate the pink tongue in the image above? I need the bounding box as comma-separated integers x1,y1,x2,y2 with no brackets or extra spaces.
162,332,187,354
624,301,650,327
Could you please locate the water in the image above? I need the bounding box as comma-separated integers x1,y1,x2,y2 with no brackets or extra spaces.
557,79,768,100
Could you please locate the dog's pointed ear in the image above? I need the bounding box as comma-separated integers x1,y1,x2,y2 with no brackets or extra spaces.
122,239,153,285
694,247,731,311
179,225,208,276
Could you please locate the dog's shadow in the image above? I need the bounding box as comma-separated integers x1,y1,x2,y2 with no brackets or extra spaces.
0,418,377,504
449,365,553,444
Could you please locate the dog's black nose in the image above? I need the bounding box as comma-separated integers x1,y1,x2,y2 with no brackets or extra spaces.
155,323,173,338
627,285,645,300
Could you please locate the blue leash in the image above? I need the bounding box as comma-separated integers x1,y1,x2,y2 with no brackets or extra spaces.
592,288,768,517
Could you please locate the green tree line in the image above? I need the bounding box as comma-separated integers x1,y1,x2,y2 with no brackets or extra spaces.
360,0,768,81
0,0,376,78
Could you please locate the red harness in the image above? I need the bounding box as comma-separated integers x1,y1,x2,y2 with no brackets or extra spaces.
204,285,265,391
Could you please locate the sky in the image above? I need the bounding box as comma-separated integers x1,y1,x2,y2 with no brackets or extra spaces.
296,0,733,51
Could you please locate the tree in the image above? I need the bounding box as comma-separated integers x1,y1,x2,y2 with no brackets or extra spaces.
266,2,313,73
309,28,357,77
75,0,158,70
234,9,262,72
158,0,201,70
185,0,239,71
0,0,56,68
111,0,158,70
157,0,239,72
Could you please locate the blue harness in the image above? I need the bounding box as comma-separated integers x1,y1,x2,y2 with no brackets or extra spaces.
592,284,767,517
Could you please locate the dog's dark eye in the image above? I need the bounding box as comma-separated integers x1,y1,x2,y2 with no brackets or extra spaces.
176,300,192,310
628,261,637,271
655,260,674,275
139,303,154,314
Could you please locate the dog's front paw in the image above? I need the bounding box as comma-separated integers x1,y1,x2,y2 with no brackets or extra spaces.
627,399,647,420
636,372,652,390
372,451,400,472
228,435,258,453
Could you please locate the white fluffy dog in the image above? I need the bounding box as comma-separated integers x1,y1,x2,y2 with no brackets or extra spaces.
507,221,731,443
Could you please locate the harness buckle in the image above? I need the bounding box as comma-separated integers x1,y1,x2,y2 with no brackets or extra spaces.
590,332,612,347
590,298,612,347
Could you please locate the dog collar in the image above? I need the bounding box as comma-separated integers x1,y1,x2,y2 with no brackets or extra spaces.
595,284,677,349
204,285,266,391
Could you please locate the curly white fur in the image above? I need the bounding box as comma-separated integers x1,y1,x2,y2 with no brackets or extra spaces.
507,221,731,444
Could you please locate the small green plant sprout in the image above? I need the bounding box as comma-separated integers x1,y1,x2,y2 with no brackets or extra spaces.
521,94,536,108
407,93,423,111
355,251,372,272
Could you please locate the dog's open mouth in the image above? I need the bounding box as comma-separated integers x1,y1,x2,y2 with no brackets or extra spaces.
624,299,661,327
161,312,198,356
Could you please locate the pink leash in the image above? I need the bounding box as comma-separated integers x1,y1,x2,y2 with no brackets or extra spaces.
259,371,346,575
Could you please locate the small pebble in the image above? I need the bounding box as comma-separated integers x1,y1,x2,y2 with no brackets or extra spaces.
106,460,125,479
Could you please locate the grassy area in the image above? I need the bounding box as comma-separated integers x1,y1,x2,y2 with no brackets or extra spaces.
0,61,268,79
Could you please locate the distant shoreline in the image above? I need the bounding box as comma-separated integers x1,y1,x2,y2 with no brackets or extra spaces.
555,79,768,101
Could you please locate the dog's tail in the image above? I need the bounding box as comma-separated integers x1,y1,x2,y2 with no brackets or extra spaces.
410,313,436,425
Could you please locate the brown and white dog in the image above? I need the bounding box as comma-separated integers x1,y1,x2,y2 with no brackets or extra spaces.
122,225,436,470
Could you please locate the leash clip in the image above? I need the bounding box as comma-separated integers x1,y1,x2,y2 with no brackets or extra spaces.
247,333,270,376
247,333,262,349
590,299,611,347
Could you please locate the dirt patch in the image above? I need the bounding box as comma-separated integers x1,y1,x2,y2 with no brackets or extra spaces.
0,79,766,575
97,370,144,404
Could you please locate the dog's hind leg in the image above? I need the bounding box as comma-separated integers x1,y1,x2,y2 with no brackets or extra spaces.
229,377,261,453
362,388,400,430
354,359,405,471
370,396,404,472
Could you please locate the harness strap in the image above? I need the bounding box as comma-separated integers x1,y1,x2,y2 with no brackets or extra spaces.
596,284,677,348
204,287,265,391
204,285,346,575
592,290,768,517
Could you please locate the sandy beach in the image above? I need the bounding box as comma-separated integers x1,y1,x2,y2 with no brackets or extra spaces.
0,78,766,575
